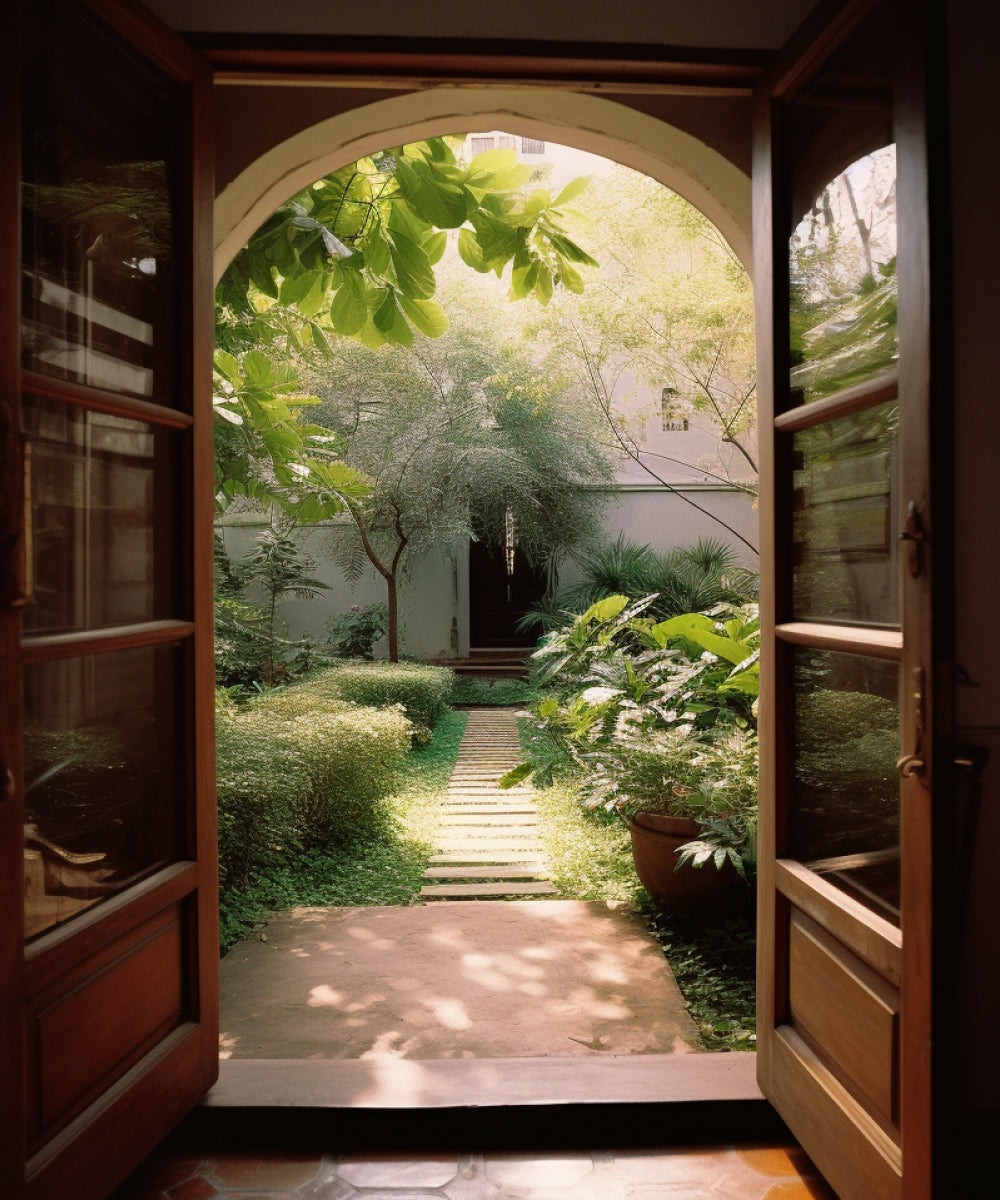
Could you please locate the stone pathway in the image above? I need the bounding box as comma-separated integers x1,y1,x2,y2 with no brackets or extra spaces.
419,708,558,901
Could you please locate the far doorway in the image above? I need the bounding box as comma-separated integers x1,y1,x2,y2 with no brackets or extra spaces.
468,535,547,650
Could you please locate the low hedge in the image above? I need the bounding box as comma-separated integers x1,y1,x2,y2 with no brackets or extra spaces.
216,685,412,890
309,660,455,739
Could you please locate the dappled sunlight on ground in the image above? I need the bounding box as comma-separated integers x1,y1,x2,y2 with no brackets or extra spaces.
218,900,700,1060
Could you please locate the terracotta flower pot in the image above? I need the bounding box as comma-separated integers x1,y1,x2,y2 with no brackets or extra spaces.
624,811,739,905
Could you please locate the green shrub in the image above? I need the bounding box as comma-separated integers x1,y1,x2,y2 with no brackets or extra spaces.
215,707,313,890
326,603,388,658
312,660,454,739
214,593,272,689
241,692,411,841
216,680,412,888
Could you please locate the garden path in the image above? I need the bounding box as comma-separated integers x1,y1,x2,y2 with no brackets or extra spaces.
420,708,558,900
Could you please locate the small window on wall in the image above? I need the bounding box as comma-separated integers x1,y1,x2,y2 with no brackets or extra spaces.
521,137,546,155
469,136,495,155
497,135,517,151
661,386,689,431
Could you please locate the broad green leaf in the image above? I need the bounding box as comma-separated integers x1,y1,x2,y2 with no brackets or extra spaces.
278,267,322,307
422,229,447,265
523,189,551,216
534,265,553,305
399,296,449,338
248,246,278,298
363,231,391,277
583,595,629,623
457,227,487,272
510,260,540,300
213,350,241,383
329,271,368,336
553,175,591,207
467,148,519,177
652,613,715,640
296,272,328,318
549,233,600,267
558,261,584,294
684,629,752,665
395,158,469,228
499,763,533,788
389,231,436,299
242,351,275,387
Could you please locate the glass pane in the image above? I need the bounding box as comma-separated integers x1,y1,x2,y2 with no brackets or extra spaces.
791,649,900,925
22,395,182,636
20,0,181,403
23,643,184,942
792,400,898,626
787,7,896,404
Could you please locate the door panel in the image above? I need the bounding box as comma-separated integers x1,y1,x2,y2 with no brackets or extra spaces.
1,3,217,1198
755,2,946,1196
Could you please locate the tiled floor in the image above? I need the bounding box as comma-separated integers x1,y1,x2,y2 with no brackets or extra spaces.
113,1143,836,1199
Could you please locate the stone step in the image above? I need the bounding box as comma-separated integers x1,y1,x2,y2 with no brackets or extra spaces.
427,852,549,865
439,805,536,816
432,839,547,853
420,881,560,899
423,865,550,880
436,820,537,830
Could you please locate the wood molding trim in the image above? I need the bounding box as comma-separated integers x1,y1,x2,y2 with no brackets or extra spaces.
185,34,766,91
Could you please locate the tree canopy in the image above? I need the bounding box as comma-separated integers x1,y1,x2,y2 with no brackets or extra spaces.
303,282,617,658
212,137,598,521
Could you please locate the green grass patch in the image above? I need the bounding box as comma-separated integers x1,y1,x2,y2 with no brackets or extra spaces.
450,676,539,707
218,709,468,954
646,902,757,1052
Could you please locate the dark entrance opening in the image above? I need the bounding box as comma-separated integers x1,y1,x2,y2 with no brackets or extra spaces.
468,539,546,649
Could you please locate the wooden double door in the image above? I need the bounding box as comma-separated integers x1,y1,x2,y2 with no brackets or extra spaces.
0,2,952,1198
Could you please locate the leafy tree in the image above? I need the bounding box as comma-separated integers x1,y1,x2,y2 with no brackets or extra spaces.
524,166,758,552
213,138,597,519
304,286,616,659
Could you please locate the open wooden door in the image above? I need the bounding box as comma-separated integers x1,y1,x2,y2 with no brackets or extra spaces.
754,1,952,1196
0,3,217,1197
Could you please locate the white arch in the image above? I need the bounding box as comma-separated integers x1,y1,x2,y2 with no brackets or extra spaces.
213,88,751,283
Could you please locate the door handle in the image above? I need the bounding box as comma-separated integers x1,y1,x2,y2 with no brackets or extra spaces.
896,753,926,779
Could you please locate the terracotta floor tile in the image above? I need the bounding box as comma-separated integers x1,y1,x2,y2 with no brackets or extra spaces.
336,1154,459,1188
607,1146,735,1186
211,1152,323,1190
736,1145,818,1178
763,1179,838,1199
482,1152,595,1189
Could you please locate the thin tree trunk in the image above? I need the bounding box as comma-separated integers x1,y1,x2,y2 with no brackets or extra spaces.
386,574,399,662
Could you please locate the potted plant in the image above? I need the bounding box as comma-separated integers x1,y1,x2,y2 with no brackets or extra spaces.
503,594,760,905
610,728,757,904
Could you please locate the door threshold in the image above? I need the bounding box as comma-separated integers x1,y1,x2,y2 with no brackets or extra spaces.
184,1053,783,1150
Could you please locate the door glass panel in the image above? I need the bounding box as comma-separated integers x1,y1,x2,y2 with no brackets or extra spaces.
786,7,895,404
791,648,900,924
22,394,182,636
23,643,184,942
792,400,898,626
20,0,181,404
